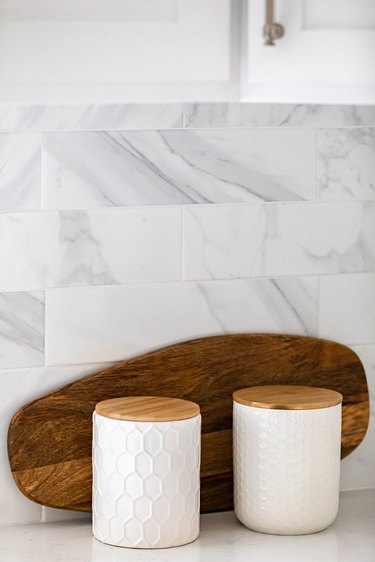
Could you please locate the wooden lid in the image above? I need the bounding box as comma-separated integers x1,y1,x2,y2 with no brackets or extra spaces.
95,396,200,422
233,385,342,410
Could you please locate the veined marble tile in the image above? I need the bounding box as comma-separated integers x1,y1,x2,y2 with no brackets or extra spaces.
0,363,108,525
0,208,180,291
45,277,318,365
184,103,375,128
0,292,44,369
318,128,375,200
318,273,375,345
183,202,375,280
341,345,375,490
44,129,315,208
183,205,266,280
0,104,183,133
0,133,41,210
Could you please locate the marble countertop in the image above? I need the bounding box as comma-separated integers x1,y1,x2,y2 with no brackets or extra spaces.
0,489,374,562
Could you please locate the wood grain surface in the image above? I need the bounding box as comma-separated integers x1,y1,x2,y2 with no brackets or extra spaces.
95,396,200,421
233,385,343,410
8,334,369,514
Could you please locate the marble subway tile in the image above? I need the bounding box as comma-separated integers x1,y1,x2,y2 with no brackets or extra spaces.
183,205,266,280
0,104,183,133
0,208,180,291
0,363,108,525
45,277,318,365
0,133,41,211
318,128,375,200
341,344,375,490
184,103,375,129
0,292,44,369
318,273,375,345
1,103,374,132
44,128,316,208
183,202,375,280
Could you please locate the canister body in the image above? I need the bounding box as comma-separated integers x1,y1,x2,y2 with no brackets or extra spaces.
233,402,341,535
92,411,201,548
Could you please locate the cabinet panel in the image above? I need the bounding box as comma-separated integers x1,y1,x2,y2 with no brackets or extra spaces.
0,0,236,103
0,0,178,23
303,0,375,30
244,0,375,103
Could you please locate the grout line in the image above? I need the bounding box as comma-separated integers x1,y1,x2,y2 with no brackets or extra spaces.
2,199,375,216
0,360,117,374
159,124,375,132
1,124,375,135
1,269,375,295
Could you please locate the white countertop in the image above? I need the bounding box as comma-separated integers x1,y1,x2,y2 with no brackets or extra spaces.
0,489,374,562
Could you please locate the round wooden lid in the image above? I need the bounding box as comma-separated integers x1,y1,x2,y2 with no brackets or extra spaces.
95,396,200,422
233,385,342,410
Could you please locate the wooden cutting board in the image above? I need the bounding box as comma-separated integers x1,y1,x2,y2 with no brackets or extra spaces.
8,334,369,514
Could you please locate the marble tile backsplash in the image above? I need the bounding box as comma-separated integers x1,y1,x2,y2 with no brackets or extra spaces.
45,277,318,366
0,208,181,290
44,129,316,207
184,104,375,129
183,203,375,280
0,133,41,210
0,292,44,369
318,128,375,200
0,103,374,526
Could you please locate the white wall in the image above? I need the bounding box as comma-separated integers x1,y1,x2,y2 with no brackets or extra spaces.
0,102,375,525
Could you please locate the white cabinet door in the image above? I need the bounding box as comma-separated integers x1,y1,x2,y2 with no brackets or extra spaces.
244,0,375,103
0,0,236,103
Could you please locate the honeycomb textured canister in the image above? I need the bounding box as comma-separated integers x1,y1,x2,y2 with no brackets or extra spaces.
92,410,201,548
233,387,342,535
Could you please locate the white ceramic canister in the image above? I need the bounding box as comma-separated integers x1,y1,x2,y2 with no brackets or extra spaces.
93,396,201,548
233,385,342,535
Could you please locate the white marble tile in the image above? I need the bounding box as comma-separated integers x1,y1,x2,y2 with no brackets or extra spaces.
340,345,375,490
0,363,108,525
0,104,183,132
0,133,41,210
44,129,316,208
45,277,318,365
0,208,181,291
184,103,375,129
183,205,265,280
183,202,375,280
0,292,44,369
318,128,375,200
318,274,375,345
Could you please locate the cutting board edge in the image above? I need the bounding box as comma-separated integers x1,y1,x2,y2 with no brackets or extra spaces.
8,332,366,415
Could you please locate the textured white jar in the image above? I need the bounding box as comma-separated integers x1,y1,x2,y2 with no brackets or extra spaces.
233,385,342,535
92,396,201,548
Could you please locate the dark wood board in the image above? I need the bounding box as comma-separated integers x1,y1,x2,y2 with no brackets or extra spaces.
8,334,369,513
